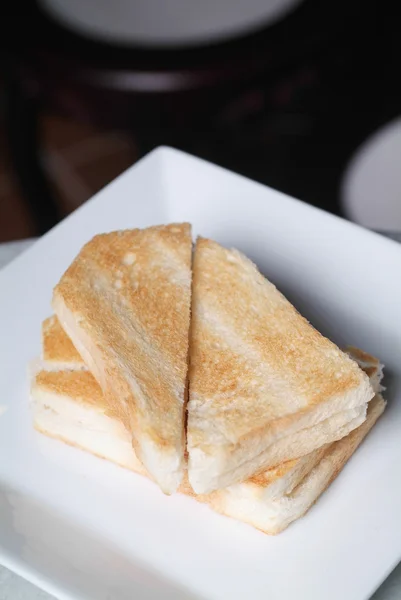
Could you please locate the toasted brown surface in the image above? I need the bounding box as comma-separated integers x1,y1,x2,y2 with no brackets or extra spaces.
55,223,192,372
247,353,382,487
273,394,387,533
42,315,85,367
208,394,386,534
36,314,383,501
33,329,385,533
346,346,380,366
36,245,385,530
53,223,192,490
363,366,378,379
37,307,383,481
248,458,299,486
34,369,107,411
33,384,385,534
188,237,372,443
248,446,327,488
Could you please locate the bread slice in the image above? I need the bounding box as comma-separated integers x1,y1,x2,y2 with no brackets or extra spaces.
216,346,384,503
30,317,385,533
32,367,384,534
187,238,375,493
202,394,385,534
52,223,192,493
346,346,384,395
42,315,87,372
32,368,148,477
37,316,382,499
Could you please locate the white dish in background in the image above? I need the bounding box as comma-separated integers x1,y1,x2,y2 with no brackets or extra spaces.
39,0,302,47
0,147,400,600
342,117,401,231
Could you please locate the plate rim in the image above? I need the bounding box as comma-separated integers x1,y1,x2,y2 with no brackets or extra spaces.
0,146,400,600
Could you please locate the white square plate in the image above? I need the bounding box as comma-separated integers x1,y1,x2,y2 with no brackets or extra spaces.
1,147,400,600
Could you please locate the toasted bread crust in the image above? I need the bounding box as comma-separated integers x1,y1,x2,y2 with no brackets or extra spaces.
35,319,382,479
53,223,192,492
246,346,382,489
42,315,85,368
32,321,385,533
34,369,107,410
346,346,380,366
203,394,385,534
190,237,369,426
32,384,385,534
187,238,374,491
40,315,381,498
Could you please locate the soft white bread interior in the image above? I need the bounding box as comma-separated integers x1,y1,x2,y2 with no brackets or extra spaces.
30,317,385,534
31,368,147,477
52,223,192,494
187,238,375,493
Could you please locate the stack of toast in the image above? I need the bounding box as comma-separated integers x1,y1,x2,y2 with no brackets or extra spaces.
30,223,386,534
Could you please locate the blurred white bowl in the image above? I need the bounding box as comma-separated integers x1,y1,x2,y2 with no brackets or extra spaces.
342,117,401,231
38,0,303,47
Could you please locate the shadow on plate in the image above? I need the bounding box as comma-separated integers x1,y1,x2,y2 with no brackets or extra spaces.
0,485,203,600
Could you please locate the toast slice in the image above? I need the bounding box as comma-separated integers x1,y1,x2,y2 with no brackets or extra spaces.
202,394,385,534
42,315,88,372
52,223,192,493
187,238,375,493
30,317,385,534
219,346,384,504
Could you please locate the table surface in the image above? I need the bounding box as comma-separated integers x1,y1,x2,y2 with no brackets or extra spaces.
1,237,400,600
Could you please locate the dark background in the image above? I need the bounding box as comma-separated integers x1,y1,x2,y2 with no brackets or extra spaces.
0,0,398,241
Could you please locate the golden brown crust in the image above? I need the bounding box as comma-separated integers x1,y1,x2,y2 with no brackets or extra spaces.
273,394,387,532
37,315,382,502
247,447,327,488
189,237,372,444
42,315,85,367
363,366,378,379
53,223,192,486
246,355,381,487
55,223,191,375
346,346,380,366
34,393,385,534
30,365,355,498
33,361,384,534
205,395,386,534
248,458,300,485
34,369,107,411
